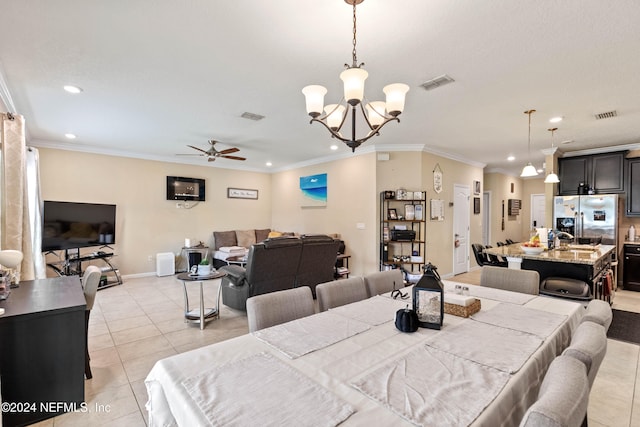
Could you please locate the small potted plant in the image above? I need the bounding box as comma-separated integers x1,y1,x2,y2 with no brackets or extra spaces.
197,259,211,276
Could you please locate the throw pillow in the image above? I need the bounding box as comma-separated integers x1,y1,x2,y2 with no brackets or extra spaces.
255,228,271,242
236,229,257,248
267,231,283,238
213,230,237,250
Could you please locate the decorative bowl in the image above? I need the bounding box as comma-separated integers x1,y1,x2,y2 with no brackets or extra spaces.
520,245,544,255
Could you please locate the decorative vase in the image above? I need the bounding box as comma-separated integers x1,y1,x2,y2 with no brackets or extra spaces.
197,265,211,276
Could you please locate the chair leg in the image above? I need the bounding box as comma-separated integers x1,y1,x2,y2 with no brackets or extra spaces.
85,310,92,380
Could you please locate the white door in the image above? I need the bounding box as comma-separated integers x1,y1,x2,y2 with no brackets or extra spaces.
453,184,470,275
531,194,546,229
482,191,491,246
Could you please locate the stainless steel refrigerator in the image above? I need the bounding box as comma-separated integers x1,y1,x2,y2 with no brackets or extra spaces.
553,194,618,244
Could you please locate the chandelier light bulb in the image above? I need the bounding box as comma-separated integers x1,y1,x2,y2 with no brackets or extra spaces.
383,83,409,116
365,101,386,128
340,67,368,106
302,85,327,118
324,104,346,130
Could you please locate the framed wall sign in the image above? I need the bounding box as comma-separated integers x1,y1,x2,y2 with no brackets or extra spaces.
474,197,480,214
227,188,258,199
473,180,481,195
433,163,443,194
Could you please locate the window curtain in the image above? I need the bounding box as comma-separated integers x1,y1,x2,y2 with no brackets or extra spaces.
0,113,44,280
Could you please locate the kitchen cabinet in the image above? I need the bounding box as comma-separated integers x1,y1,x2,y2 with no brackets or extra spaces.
558,152,625,195
626,158,640,217
623,244,640,291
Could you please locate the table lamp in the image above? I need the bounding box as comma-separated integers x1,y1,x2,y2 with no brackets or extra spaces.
0,249,24,288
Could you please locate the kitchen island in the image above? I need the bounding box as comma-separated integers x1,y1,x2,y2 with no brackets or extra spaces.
485,244,615,300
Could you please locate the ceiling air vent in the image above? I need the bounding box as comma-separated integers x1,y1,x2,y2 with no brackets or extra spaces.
241,112,265,121
420,74,455,91
594,110,617,120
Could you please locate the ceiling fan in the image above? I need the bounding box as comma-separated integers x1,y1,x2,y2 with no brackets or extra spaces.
178,140,246,162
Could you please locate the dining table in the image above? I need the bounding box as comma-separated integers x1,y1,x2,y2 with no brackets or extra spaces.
145,279,584,427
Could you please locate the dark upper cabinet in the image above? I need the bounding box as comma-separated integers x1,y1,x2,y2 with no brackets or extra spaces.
558,152,625,195
627,158,640,217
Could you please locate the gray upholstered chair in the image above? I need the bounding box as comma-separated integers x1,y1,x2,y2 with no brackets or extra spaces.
364,269,404,297
581,299,613,332
480,266,540,295
295,234,340,297
563,321,608,388
220,236,303,311
82,265,102,379
316,276,368,312
246,287,315,332
519,355,590,427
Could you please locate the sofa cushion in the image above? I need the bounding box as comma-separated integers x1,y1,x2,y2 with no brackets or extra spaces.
236,229,257,248
255,228,271,243
268,231,283,238
214,230,237,250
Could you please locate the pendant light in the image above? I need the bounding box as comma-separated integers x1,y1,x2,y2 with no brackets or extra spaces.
544,127,560,184
520,109,538,177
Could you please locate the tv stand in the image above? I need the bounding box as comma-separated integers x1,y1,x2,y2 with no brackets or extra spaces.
46,248,122,289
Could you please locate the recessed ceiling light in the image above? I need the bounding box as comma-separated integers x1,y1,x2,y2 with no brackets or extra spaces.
561,139,574,145
265,161,272,167
63,85,83,94
549,116,563,123
536,168,544,173
64,133,76,139
507,155,515,161
330,145,338,151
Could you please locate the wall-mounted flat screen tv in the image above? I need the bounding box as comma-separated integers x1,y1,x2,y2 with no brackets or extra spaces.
167,176,205,201
42,201,117,251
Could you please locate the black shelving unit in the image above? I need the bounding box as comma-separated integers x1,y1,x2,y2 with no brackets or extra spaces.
380,191,426,274
46,249,122,289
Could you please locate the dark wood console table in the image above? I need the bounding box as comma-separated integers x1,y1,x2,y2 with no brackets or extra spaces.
0,276,86,427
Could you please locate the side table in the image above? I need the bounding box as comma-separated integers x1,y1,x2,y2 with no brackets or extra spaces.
177,271,226,330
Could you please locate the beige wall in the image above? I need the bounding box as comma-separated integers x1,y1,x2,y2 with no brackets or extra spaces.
484,173,548,244
271,153,377,277
39,148,272,275
38,146,484,279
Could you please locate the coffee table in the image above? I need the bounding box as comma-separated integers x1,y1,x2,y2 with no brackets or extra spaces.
177,271,226,330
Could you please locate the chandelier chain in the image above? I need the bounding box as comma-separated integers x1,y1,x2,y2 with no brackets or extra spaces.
351,1,358,67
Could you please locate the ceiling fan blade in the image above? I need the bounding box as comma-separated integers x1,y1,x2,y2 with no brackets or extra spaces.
187,145,210,154
218,147,239,155
221,155,246,161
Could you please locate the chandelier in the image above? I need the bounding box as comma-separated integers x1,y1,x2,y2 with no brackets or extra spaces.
520,109,539,177
302,0,409,152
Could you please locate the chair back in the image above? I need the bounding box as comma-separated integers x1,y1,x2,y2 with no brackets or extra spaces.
581,299,613,331
244,236,303,298
295,235,340,297
480,265,540,295
316,276,367,312
246,287,315,332
364,269,404,297
562,321,607,387
82,265,102,310
520,355,589,427
471,243,488,266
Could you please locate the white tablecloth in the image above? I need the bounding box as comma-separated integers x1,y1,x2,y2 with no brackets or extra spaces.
145,291,583,427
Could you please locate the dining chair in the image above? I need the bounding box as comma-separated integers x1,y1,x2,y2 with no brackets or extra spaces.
581,299,613,332
519,355,590,427
246,287,315,332
82,265,102,379
316,276,368,312
480,266,540,295
363,269,404,297
562,321,607,388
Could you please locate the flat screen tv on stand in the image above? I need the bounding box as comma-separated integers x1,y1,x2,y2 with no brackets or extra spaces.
42,201,117,252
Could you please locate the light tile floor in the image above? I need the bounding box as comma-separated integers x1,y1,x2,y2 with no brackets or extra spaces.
31,270,639,426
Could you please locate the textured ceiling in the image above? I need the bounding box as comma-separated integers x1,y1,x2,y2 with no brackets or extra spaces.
1,0,639,175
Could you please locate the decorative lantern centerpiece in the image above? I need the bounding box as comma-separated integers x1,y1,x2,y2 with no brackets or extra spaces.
412,262,444,329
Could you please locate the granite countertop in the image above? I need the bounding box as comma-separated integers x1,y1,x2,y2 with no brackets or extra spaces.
484,243,615,265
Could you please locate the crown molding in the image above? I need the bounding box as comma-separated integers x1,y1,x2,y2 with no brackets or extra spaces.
560,142,640,158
